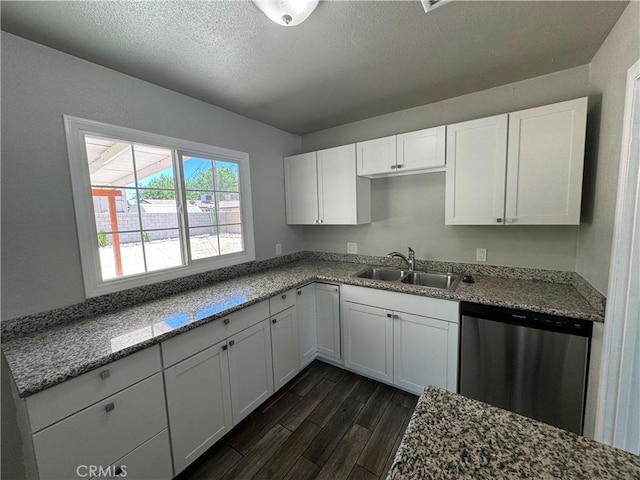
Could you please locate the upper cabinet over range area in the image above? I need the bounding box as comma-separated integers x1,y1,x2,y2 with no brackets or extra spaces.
284,97,588,226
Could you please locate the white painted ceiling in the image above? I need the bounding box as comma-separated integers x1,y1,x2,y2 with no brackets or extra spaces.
0,1,628,134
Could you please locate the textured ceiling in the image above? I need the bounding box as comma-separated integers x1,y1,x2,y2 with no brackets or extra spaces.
0,1,628,135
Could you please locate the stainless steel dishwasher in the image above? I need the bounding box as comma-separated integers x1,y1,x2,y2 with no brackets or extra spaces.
458,302,593,435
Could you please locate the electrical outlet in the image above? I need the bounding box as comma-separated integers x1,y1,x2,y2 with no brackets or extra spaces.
347,242,358,254
476,248,487,262
275,243,282,255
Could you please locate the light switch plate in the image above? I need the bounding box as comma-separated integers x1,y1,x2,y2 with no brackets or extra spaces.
347,242,358,254
276,243,282,255
476,248,487,262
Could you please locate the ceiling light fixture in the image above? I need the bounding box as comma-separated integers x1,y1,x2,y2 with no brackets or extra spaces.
420,0,452,13
253,0,319,26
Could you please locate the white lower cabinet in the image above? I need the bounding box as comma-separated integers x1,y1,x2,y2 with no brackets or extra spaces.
164,341,233,474
342,285,459,395
316,283,341,360
31,373,168,480
96,429,173,480
393,311,458,394
271,305,300,391
343,302,393,383
297,283,318,368
228,319,274,423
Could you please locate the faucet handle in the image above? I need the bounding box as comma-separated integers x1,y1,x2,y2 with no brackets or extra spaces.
408,247,415,257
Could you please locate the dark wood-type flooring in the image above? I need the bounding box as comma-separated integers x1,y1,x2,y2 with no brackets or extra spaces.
177,360,418,480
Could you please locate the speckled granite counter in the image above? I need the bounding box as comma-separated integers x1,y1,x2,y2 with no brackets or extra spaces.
387,386,640,479
2,258,602,398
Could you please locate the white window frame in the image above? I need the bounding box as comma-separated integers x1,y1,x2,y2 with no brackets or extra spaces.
64,115,256,297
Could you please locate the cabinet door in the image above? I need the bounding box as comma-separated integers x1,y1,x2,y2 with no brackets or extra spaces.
164,342,232,474
505,98,587,225
284,152,318,224
33,374,167,480
228,319,274,424
445,115,508,225
271,305,300,391
297,283,317,368
393,312,458,395
343,302,393,383
356,135,397,176
317,144,358,224
316,283,341,360
397,126,446,173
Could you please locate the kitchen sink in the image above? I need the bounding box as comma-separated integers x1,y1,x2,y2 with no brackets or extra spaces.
401,271,460,290
353,267,460,291
355,267,409,281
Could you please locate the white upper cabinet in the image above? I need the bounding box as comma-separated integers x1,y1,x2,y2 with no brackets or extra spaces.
446,97,587,225
285,145,371,225
284,152,318,225
396,126,446,173
445,115,508,225
356,135,396,177
357,126,446,178
505,98,587,225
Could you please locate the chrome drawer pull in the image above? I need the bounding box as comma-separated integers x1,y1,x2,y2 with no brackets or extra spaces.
105,402,115,413
228,340,235,347
224,318,230,325
272,318,277,324
281,294,287,300
100,370,111,380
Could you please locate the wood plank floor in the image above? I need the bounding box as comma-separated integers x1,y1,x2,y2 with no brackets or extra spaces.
177,360,418,480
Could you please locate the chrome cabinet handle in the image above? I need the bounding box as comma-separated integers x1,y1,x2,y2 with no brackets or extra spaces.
272,318,277,324
105,402,115,413
397,164,404,169
386,312,392,318
100,370,110,380
297,291,302,296
496,218,502,223
281,294,286,300
222,344,228,351
228,340,235,347
224,318,230,325
320,219,324,223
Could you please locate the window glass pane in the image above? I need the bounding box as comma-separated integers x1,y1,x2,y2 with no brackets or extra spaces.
93,188,141,233
143,229,183,272
215,161,240,192
216,192,241,225
185,190,217,227
189,226,219,260
219,224,244,254
137,191,179,230
99,232,145,280
182,156,214,191
134,144,174,189
86,136,134,187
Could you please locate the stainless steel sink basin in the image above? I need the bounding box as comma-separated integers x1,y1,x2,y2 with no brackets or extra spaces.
401,271,460,290
353,267,460,290
355,267,409,281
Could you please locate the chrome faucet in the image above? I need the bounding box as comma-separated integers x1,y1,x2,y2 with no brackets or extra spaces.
387,247,415,270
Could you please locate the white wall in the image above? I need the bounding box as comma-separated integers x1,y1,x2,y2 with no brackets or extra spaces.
302,66,590,269
0,32,303,320
576,1,640,294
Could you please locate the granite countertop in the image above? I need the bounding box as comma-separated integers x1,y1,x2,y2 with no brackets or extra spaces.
2,259,602,398
387,386,640,479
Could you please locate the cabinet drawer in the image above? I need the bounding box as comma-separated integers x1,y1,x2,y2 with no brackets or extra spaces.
269,289,296,315
33,373,167,480
162,300,269,368
94,429,173,480
26,345,161,433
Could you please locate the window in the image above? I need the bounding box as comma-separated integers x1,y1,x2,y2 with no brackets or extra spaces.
64,116,255,297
